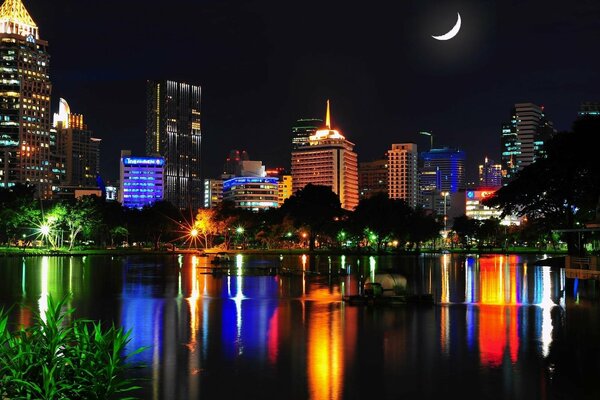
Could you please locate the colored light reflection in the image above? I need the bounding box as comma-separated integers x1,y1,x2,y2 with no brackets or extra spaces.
458,255,564,367
308,304,344,400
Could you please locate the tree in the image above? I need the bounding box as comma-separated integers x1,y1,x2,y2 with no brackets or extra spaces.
484,118,600,255
194,208,218,249
451,215,479,249
280,184,342,251
140,201,181,250
408,208,442,252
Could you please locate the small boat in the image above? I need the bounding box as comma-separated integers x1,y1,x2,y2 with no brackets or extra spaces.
210,252,232,264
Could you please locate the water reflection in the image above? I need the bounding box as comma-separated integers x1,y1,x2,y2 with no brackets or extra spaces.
437,255,566,368
0,253,590,400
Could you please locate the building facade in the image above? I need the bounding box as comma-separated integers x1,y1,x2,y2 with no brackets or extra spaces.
146,80,202,209
278,174,292,206
0,0,52,197
53,98,100,188
291,101,358,210
501,103,555,185
292,118,322,149
222,177,279,211
358,156,388,199
465,187,520,225
388,143,418,209
203,178,223,209
478,157,502,187
420,147,466,193
119,150,164,209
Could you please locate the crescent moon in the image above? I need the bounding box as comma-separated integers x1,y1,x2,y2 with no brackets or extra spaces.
432,12,461,41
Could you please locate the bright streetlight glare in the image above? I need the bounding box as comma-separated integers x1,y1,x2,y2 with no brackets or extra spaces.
236,227,244,234
190,228,199,237
40,225,50,236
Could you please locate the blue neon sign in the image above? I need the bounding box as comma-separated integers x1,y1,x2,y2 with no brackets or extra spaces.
123,157,165,166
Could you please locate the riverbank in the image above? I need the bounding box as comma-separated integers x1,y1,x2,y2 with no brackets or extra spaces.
0,246,569,257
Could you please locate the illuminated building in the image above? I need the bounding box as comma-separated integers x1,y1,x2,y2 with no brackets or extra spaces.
53,98,101,189
222,177,279,211
501,103,555,185
119,150,164,209
203,178,223,208
292,118,322,149
478,157,502,187
277,174,292,206
465,187,520,225
222,149,249,178
420,147,465,193
387,143,418,208
291,101,359,210
146,80,202,209
578,101,600,118
105,185,118,202
418,166,445,215
358,155,388,199
266,167,292,206
0,0,52,197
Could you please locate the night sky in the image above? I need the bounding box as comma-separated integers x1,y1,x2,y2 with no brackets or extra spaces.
26,0,600,182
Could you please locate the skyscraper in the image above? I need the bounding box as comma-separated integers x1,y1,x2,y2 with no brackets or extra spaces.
53,98,101,188
292,118,322,149
146,80,202,209
0,0,52,197
420,147,466,193
387,143,418,208
478,157,502,187
291,101,359,210
358,155,388,199
501,103,555,184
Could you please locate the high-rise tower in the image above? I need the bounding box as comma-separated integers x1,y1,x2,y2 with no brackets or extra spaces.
292,118,322,149
388,143,418,208
291,101,359,210
53,98,101,188
420,147,466,193
501,103,555,185
0,0,52,197
146,80,202,209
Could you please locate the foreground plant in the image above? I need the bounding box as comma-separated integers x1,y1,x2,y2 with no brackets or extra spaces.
0,295,146,399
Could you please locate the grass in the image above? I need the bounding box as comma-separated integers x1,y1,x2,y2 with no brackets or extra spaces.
0,295,147,399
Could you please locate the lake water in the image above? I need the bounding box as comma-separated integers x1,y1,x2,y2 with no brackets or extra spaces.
1,253,599,400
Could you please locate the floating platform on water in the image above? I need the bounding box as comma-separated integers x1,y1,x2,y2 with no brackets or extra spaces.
343,293,434,306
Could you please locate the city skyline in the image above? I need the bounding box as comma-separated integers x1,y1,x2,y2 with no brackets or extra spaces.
10,0,600,183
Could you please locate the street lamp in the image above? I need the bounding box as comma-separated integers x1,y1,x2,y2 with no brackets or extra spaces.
419,131,434,150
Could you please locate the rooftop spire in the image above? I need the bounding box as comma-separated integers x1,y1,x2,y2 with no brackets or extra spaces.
325,99,331,129
0,0,38,39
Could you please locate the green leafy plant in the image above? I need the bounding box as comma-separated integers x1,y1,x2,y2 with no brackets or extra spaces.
0,295,147,399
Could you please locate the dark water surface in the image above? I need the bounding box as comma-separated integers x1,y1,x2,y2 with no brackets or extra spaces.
1,253,599,400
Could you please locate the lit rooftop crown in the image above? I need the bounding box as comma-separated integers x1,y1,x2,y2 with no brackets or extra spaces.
0,0,38,39
311,99,345,141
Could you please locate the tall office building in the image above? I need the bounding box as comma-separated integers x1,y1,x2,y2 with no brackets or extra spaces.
501,103,555,185
420,147,466,193
0,0,52,197
358,155,388,199
53,98,100,188
387,143,418,209
119,150,164,209
478,157,502,187
291,101,358,210
146,80,202,209
292,118,322,149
